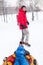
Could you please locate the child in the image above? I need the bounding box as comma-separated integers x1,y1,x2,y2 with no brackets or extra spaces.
17,5,31,47
14,42,30,65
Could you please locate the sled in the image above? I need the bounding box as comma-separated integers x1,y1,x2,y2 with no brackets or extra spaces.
2,52,38,65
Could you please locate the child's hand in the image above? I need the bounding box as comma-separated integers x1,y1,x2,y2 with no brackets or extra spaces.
27,21,29,25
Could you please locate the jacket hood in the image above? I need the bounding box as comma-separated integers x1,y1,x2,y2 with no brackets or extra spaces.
19,8,26,13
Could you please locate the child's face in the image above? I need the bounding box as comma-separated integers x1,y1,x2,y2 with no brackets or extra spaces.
23,7,27,12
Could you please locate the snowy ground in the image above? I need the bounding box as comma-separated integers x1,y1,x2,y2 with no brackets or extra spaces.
0,12,43,65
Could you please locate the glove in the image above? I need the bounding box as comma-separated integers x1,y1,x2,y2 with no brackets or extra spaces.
20,24,26,29
27,21,29,25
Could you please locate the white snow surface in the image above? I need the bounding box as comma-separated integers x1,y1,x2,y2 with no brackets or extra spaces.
0,12,43,65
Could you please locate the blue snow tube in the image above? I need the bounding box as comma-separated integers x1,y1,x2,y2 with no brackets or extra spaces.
14,45,30,65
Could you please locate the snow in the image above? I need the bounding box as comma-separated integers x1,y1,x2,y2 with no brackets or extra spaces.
4,0,18,7
0,12,43,65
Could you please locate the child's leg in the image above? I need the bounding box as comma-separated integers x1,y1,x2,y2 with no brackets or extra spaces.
24,29,31,46
25,28,29,43
21,29,30,46
21,30,25,42
21,29,29,43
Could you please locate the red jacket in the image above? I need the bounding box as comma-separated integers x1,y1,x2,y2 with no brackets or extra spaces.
17,8,28,30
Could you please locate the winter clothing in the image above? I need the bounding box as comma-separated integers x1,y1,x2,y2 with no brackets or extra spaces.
27,21,29,25
21,28,29,43
14,45,30,65
17,8,29,44
17,8,29,30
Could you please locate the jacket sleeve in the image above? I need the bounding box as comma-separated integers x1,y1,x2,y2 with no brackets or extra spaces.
25,14,28,22
18,14,25,25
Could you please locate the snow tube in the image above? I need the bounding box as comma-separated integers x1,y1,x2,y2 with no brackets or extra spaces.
2,53,38,65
